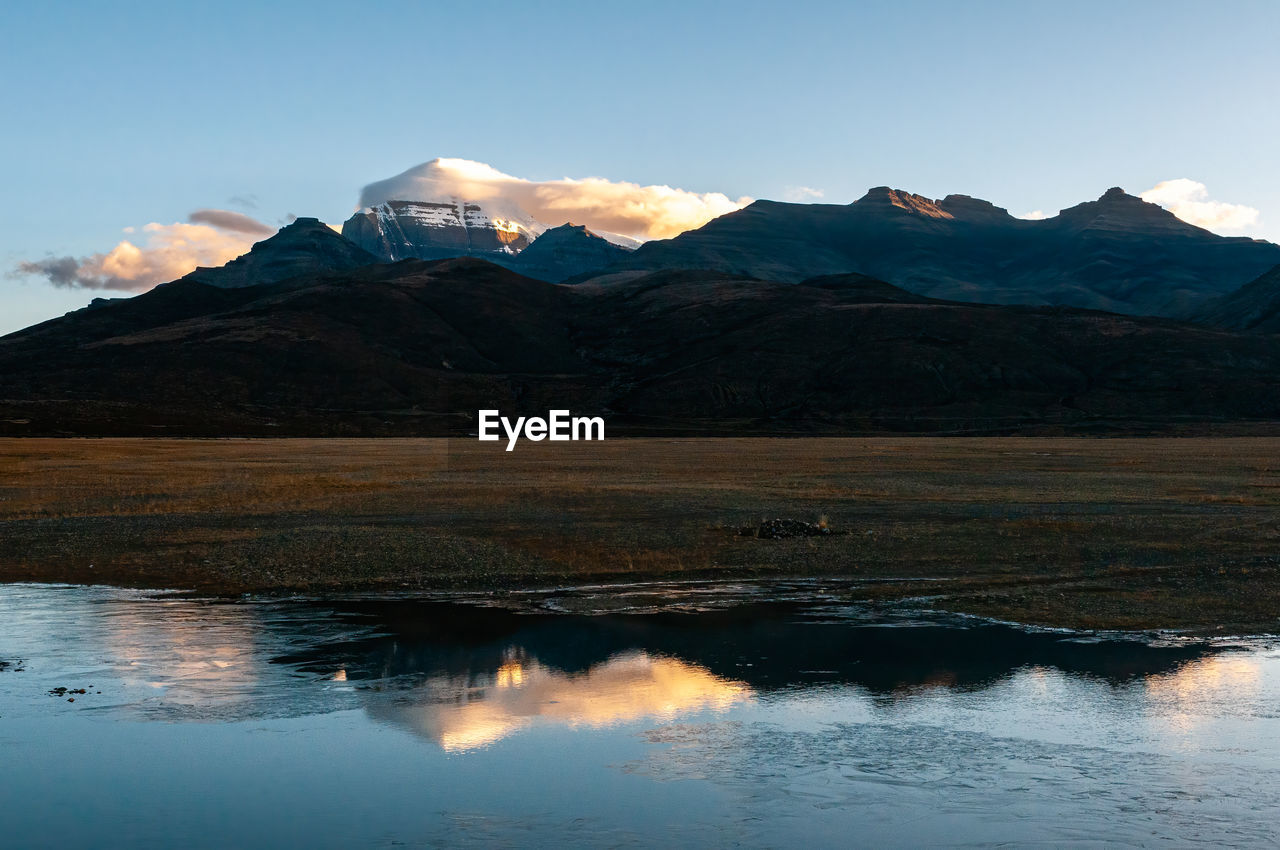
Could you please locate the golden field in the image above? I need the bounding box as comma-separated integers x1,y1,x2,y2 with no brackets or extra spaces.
2,437,1279,632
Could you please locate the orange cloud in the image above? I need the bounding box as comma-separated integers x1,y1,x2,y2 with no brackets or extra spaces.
16,212,271,291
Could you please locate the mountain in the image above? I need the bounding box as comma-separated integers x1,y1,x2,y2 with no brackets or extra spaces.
4,259,1280,436
342,200,543,262
1193,263,1280,332
0,259,585,435
341,201,636,282
181,217,378,289
507,224,633,282
603,187,1280,318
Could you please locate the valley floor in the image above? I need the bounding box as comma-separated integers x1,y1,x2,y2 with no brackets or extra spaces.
2,437,1279,634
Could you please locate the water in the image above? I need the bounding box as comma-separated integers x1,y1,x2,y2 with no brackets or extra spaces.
2,582,1279,848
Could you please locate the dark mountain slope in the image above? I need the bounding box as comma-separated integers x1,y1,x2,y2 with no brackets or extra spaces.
6,217,385,354
182,218,379,289
4,262,1280,436
569,270,1280,431
0,259,600,435
507,224,633,282
604,187,1280,318
1194,264,1280,332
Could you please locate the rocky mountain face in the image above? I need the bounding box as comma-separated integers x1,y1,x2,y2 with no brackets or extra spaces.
181,218,378,289
1194,263,1280,333
342,200,542,262
4,259,1280,437
341,201,635,282
606,187,1280,318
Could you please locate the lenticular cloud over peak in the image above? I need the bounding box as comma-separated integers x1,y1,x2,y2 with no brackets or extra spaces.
358,158,751,241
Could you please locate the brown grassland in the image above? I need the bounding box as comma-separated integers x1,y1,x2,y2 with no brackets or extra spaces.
2,437,1279,633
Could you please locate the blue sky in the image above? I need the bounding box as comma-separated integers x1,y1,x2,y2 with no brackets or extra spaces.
3,0,1278,333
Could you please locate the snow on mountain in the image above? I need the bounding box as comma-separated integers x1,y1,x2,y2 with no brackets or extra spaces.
341,199,544,263
589,230,643,250
341,194,641,269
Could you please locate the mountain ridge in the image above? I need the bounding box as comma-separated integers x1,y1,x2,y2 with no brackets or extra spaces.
603,187,1280,317
5,258,1280,437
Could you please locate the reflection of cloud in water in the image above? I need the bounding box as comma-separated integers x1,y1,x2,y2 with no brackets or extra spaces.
1142,652,1263,734
101,601,262,708
366,650,752,751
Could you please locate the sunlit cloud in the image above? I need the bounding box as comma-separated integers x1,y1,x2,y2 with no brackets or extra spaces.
14,210,273,292
1017,210,1049,220
783,185,825,202
1139,178,1261,233
359,158,751,240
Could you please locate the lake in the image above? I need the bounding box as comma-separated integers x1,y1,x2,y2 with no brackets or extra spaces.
2,581,1278,848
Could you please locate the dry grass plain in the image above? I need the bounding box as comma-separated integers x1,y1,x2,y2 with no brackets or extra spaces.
2,437,1280,632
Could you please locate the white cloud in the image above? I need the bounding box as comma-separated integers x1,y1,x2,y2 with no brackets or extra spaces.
359,158,750,240
15,211,272,291
783,186,824,202
1139,179,1261,233
1017,210,1049,220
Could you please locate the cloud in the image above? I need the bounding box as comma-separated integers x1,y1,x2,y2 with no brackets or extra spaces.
187,208,275,236
1017,210,1049,220
15,256,83,287
14,210,272,291
359,158,750,240
1139,179,1261,233
783,186,824,202
17,161,745,292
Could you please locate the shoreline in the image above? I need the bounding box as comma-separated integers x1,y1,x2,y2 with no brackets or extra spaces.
7,575,1280,641
4,436,1279,636
5,565,1273,637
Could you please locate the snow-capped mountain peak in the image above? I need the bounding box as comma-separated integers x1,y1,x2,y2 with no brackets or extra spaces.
342,195,641,267
344,199,546,263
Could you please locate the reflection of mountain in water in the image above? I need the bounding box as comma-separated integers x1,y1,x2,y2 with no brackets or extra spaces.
363,651,749,751
271,600,1217,747
9,586,1229,747
282,600,1215,693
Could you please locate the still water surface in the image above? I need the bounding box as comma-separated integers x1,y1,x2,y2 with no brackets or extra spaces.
2,582,1279,848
